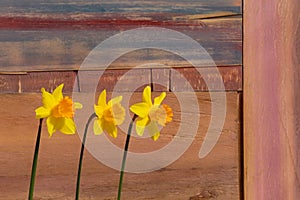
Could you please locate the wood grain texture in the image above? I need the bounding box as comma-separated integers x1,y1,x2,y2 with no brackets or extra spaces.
0,0,241,16
171,66,242,92
19,71,78,93
244,0,300,199
78,66,242,93
78,68,151,92
0,92,241,199
0,2,242,199
0,1,241,72
0,66,241,93
0,74,20,93
0,17,241,72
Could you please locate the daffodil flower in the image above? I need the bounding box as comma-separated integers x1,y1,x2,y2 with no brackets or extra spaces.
35,84,82,136
130,86,173,141
93,90,125,138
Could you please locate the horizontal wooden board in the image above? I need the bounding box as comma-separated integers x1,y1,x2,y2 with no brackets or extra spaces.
79,66,242,92
0,0,241,16
0,66,241,93
0,71,78,93
170,66,242,92
0,91,241,199
0,74,20,93
0,17,241,72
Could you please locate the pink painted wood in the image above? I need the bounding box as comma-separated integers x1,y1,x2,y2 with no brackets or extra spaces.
244,0,300,199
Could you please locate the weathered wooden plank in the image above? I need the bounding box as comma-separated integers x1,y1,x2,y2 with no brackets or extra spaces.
152,68,170,92
77,66,242,92
0,17,241,72
0,91,240,199
19,71,78,93
0,74,20,93
171,66,242,92
0,14,242,30
0,0,241,16
244,0,300,199
0,71,78,93
0,66,241,93
78,68,151,93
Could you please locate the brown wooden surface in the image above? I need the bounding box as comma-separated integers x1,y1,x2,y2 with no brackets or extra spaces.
0,0,242,73
0,92,241,200
244,0,300,199
0,0,241,15
0,66,242,93
0,17,241,72
0,1,242,199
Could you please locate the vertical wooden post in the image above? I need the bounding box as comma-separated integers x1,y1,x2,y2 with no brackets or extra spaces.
244,0,300,199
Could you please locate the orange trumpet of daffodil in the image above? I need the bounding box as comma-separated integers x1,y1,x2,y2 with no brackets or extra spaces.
130,86,173,141
93,90,126,138
35,84,82,136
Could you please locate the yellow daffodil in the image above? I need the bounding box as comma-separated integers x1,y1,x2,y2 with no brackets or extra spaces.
35,84,82,136
130,86,173,141
93,90,125,138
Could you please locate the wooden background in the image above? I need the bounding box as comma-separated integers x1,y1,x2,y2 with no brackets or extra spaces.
0,1,242,199
244,0,300,199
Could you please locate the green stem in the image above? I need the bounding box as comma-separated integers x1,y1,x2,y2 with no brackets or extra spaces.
28,118,43,200
117,115,137,200
75,113,96,200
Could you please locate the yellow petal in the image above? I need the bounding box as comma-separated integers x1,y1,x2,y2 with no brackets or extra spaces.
154,92,166,105
94,105,103,118
130,102,149,118
143,86,152,106
152,132,160,141
35,106,50,119
108,95,122,106
136,116,149,127
102,121,118,138
136,126,145,136
110,126,118,138
46,116,57,137
41,88,57,109
59,118,76,134
135,116,149,136
93,119,103,135
74,102,83,109
97,90,107,108
52,84,64,101
146,121,160,139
